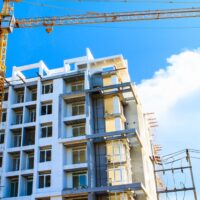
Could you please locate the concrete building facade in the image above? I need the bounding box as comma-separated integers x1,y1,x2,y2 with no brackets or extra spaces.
0,49,157,200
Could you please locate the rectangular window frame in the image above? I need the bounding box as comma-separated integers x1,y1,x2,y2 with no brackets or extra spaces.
0,131,4,144
72,147,86,164
42,82,53,94
31,89,37,101
41,102,52,115
13,133,21,147
113,167,125,183
15,112,23,124
72,171,87,188
40,146,51,163
10,178,18,197
72,102,85,116
29,109,36,122
12,155,20,171
41,123,52,138
39,172,51,188
71,82,84,92
72,124,85,137
26,153,34,169
17,92,24,103
26,177,33,195
2,111,7,122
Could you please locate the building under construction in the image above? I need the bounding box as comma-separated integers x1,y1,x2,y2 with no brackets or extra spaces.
0,49,157,200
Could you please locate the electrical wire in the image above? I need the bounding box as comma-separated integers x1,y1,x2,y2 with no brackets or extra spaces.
191,156,200,159
43,0,200,4
162,150,186,158
22,0,92,14
77,25,200,30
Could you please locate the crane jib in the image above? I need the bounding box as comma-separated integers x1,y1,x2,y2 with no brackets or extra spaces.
13,7,200,29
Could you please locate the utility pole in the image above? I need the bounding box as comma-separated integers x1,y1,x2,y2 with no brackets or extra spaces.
186,149,198,200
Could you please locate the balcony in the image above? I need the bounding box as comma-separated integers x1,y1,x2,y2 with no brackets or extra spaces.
11,87,25,106
63,102,86,125
21,150,34,172
8,152,20,172
24,105,36,124
11,107,23,126
23,127,35,146
10,129,22,148
26,85,37,102
60,123,87,145
64,171,88,191
62,81,85,103
64,163,88,172
63,115,86,125
63,146,87,172
21,175,33,196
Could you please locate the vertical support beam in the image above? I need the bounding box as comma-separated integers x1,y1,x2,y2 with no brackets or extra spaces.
87,139,96,188
186,149,198,200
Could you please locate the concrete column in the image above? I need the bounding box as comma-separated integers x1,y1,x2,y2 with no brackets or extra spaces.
87,139,96,188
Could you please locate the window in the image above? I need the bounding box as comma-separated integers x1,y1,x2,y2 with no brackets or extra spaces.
16,112,23,124
72,171,87,188
17,92,24,103
26,177,33,195
73,147,86,164
42,82,53,94
0,131,4,144
41,102,52,115
26,153,34,169
112,143,124,161
3,91,8,101
31,90,37,101
13,133,21,147
12,155,20,171
39,172,51,188
72,124,85,137
113,168,125,183
71,82,84,92
2,111,6,122
29,109,36,122
72,103,85,116
41,124,52,138
40,146,51,162
0,153,3,167
10,178,18,197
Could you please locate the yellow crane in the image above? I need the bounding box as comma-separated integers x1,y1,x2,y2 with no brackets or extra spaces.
1,0,200,120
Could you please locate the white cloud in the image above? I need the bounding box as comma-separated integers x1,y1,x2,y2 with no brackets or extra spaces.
137,49,200,119
136,49,200,197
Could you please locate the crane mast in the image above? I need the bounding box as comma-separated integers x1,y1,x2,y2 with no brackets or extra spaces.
0,0,14,122
1,1,200,121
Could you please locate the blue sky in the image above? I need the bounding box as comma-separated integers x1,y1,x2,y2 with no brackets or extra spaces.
1,0,200,198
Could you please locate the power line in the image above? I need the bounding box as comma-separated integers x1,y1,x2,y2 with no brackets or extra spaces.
22,1,91,13
43,0,200,4
70,24,200,30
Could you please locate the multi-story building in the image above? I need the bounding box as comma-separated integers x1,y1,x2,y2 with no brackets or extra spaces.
0,49,157,200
